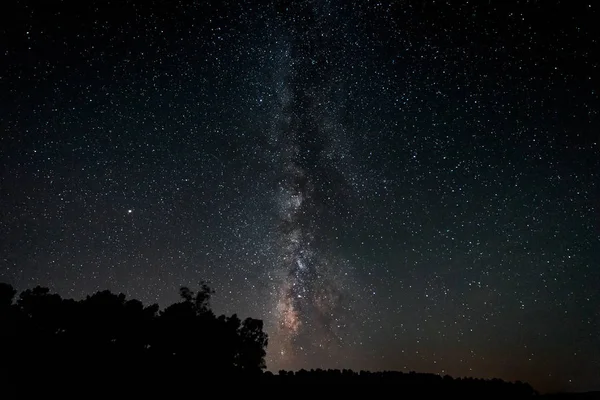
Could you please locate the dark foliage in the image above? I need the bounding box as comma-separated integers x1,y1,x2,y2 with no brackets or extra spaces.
1,281,539,397
0,282,267,395
258,369,538,395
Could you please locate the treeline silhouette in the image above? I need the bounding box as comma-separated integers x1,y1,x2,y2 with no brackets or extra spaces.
1,282,537,396
0,282,267,394
262,369,538,395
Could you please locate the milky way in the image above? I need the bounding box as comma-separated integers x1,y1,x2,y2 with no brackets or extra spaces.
265,6,371,366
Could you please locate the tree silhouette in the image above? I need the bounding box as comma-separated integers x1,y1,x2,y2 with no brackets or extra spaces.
0,281,541,397
1,281,269,394
237,317,268,372
0,282,16,308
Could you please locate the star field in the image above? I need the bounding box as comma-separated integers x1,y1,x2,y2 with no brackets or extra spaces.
1,0,598,393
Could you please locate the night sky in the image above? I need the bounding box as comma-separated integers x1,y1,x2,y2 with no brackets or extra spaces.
1,0,599,393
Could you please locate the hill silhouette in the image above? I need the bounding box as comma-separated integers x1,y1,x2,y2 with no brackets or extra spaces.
0,282,542,396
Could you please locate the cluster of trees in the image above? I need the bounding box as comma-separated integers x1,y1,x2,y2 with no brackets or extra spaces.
261,369,538,395
1,281,538,396
0,282,267,391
